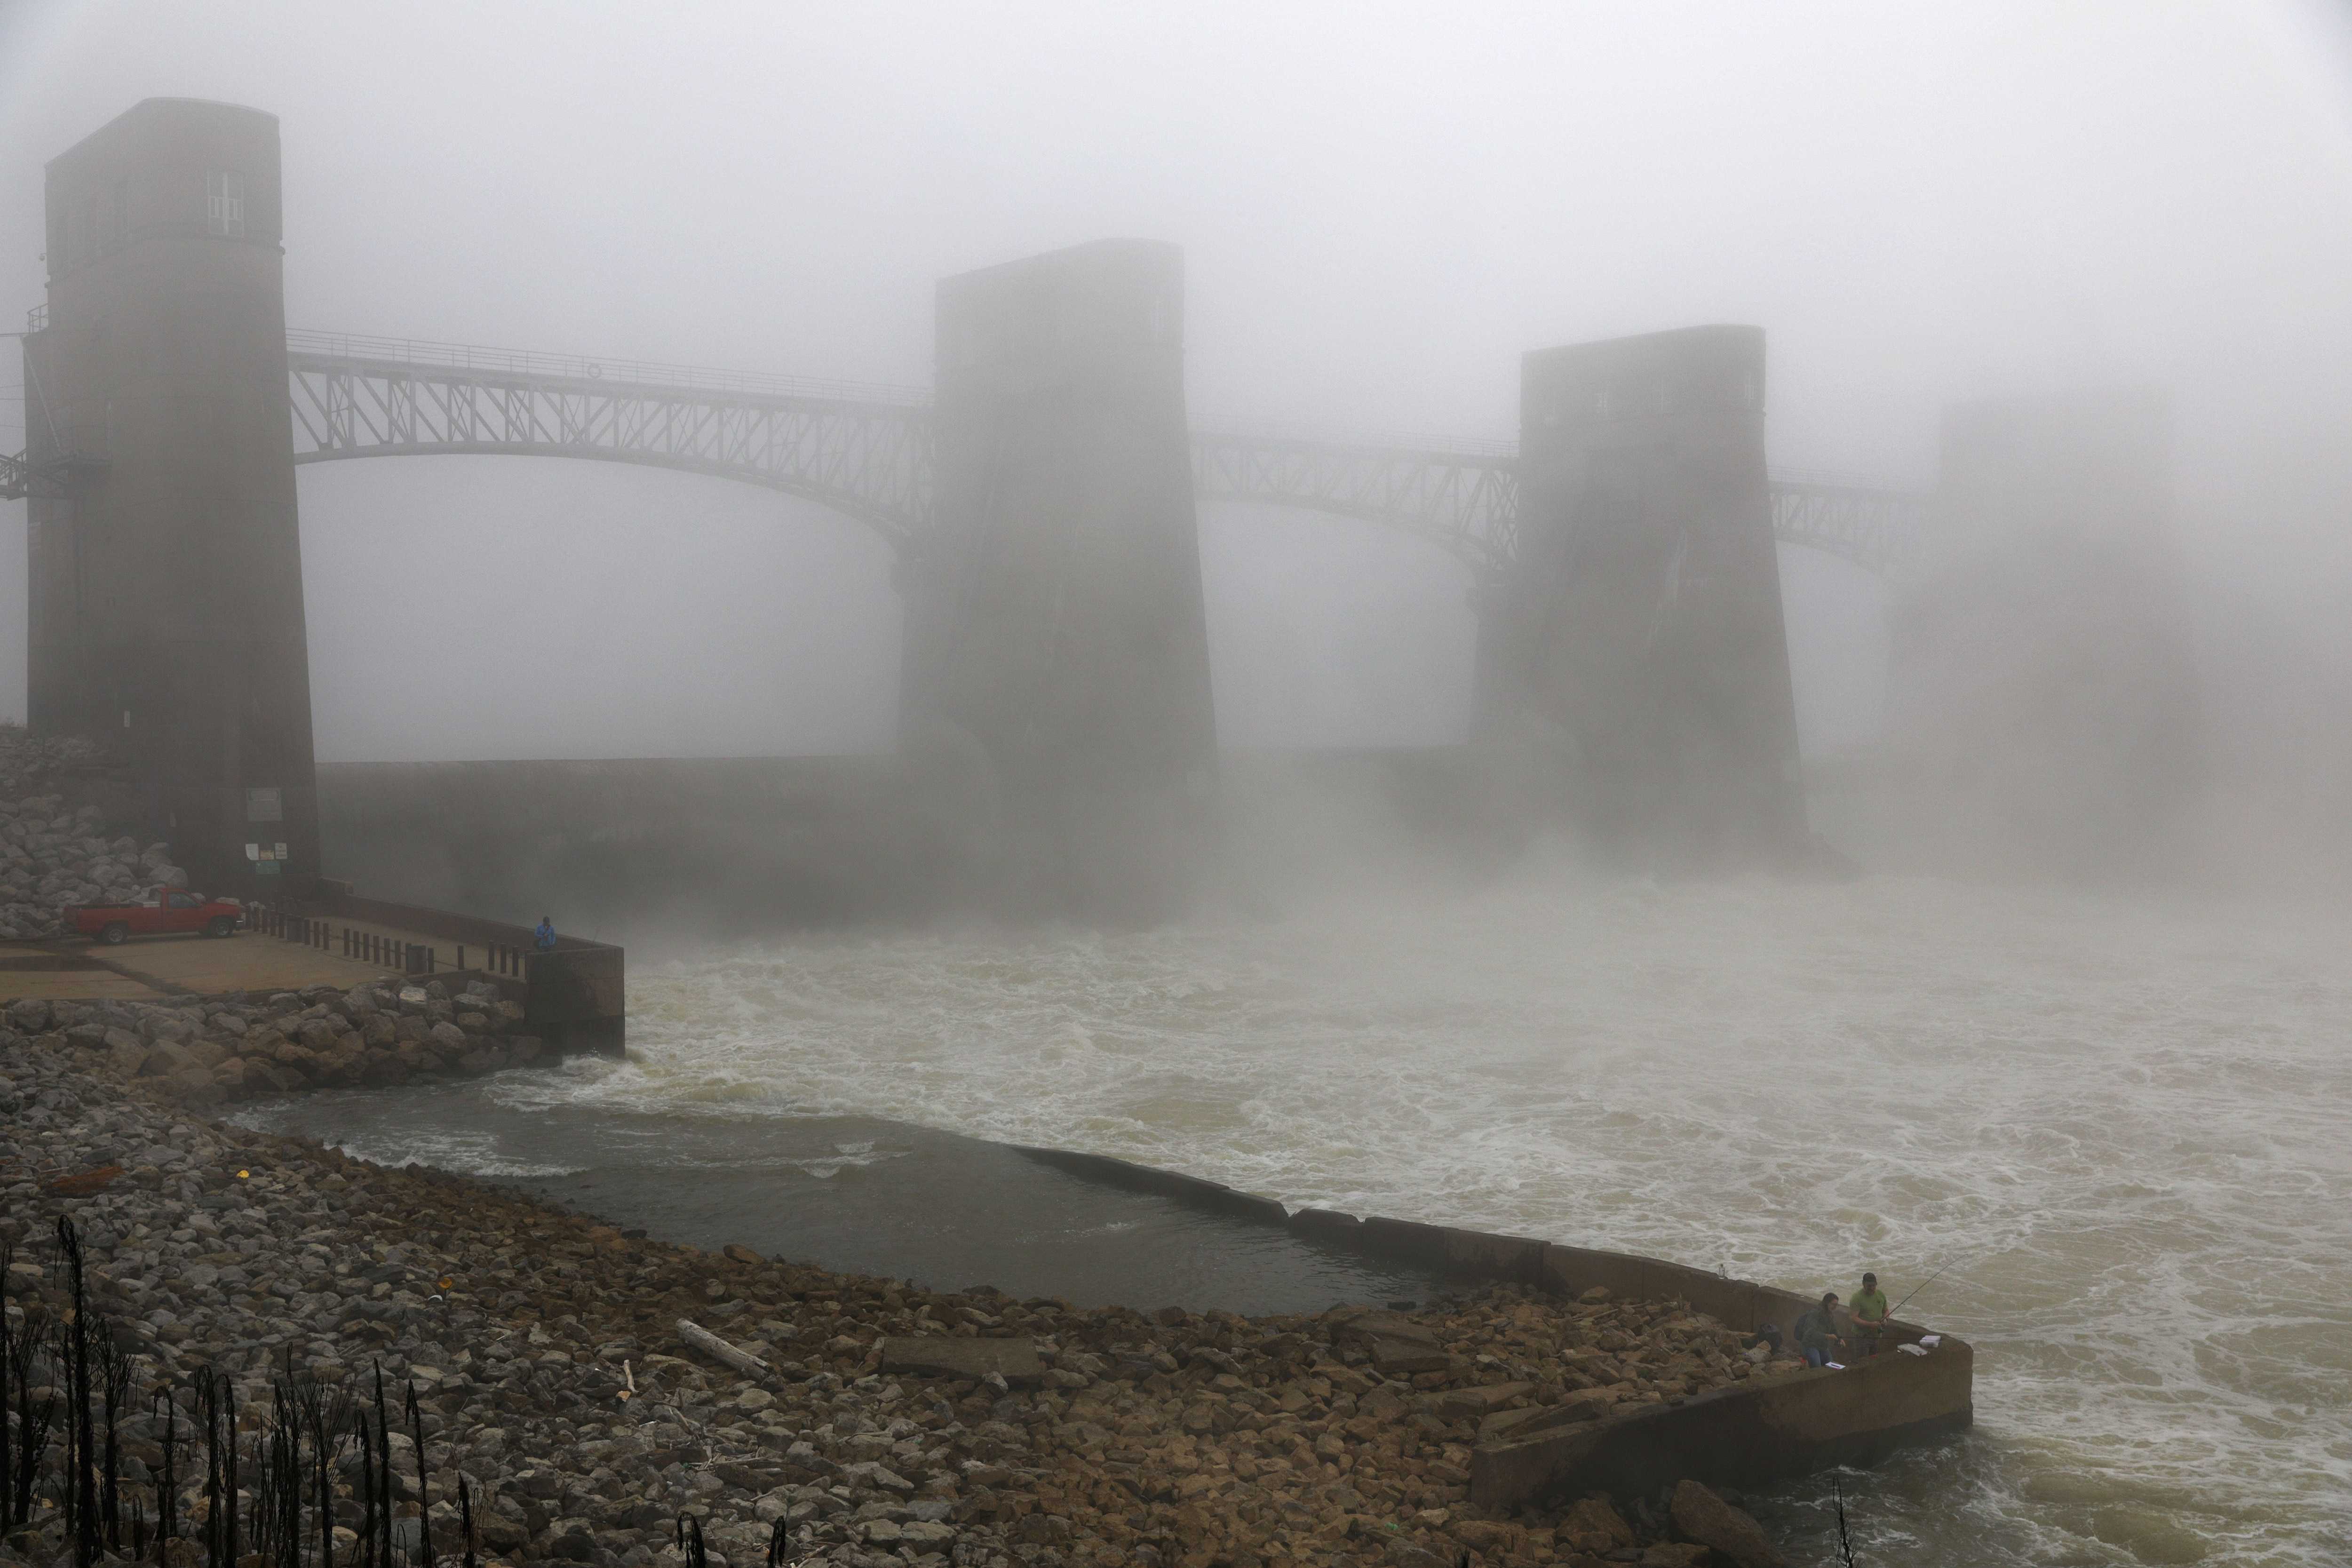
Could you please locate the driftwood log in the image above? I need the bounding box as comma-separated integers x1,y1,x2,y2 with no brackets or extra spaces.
676,1318,770,1376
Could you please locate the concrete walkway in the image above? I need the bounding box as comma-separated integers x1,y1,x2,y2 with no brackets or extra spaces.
0,928,427,1003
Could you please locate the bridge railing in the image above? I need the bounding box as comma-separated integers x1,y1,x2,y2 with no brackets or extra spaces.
1193,414,1518,459
284,328,929,409
285,336,937,538
1192,427,1522,576
269,328,1932,575
1768,475,1931,573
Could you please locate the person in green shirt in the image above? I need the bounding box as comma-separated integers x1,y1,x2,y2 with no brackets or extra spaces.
1850,1272,1891,1352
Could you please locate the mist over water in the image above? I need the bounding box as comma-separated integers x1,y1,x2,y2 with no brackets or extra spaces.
9,5,2352,1563
287,862,2348,1565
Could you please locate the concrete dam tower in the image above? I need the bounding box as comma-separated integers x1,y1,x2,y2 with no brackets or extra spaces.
24,99,319,899
1479,325,1806,868
902,240,1216,915
1879,390,2200,880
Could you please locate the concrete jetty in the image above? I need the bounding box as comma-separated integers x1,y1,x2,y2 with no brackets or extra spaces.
0,883,627,1066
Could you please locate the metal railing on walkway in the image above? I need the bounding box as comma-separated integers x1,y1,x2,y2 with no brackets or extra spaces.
482,942,532,977
248,902,550,982
250,903,461,977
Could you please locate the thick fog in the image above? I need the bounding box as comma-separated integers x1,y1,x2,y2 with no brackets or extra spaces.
11,18,2352,1561
2,0,2349,876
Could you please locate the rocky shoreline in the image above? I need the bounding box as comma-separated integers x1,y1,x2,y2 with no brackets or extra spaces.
1,1031,1801,1568
0,728,190,943
5,975,559,1104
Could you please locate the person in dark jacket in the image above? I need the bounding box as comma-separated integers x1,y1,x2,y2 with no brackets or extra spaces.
1793,1292,1845,1367
533,915,557,951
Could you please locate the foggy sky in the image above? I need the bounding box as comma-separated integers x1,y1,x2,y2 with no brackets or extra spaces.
2,0,2348,763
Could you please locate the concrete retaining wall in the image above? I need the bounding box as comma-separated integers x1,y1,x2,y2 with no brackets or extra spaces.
314,748,1507,939
1018,1147,1974,1511
1470,1334,1973,1507
316,756,936,938
1010,1145,1289,1225
303,882,627,1057
1303,1208,1974,1508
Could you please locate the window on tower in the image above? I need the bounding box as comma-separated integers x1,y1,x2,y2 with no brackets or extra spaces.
206,171,245,238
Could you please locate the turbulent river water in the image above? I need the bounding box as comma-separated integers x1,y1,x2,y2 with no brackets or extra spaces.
255,866,2351,1566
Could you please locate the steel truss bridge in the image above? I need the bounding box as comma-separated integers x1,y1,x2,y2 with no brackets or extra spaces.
8,328,1928,575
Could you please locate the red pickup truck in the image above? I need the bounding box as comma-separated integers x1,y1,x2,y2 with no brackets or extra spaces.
72,889,243,945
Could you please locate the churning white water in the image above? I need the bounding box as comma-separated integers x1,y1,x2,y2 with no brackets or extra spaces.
525,866,2349,1565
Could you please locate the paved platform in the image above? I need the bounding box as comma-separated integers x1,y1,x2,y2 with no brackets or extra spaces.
0,945,158,1001
0,929,426,1003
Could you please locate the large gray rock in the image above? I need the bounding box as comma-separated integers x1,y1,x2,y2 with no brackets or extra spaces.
1671,1479,1787,1568
1643,1545,1712,1567
879,1335,1045,1385
250,1059,306,1094
168,1067,219,1104
142,1042,196,1078
1367,1335,1450,1375
5,998,52,1033
1386,1543,1450,1568
1558,1496,1637,1552
140,1013,192,1045
838,1461,913,1494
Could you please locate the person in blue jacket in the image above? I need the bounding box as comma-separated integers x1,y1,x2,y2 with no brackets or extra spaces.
533,915,557,951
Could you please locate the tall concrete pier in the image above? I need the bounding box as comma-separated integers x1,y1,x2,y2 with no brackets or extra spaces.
24,99,319,899
903,240,1216,915
1879,390,2200,879
1479,325,1805,866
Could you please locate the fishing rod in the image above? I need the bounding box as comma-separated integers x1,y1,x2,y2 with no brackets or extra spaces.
1889,1258,1958,1319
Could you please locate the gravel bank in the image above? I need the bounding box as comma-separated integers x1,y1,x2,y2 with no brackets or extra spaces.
1,1033,1797,1568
